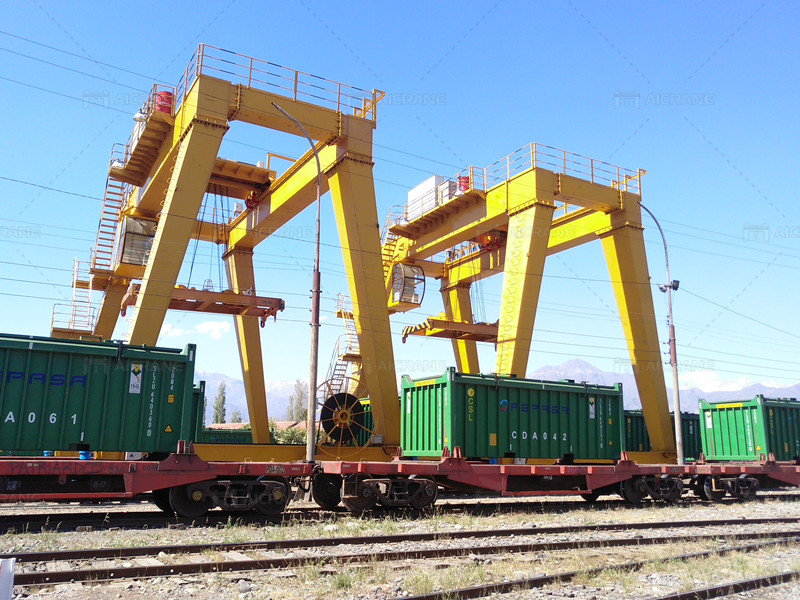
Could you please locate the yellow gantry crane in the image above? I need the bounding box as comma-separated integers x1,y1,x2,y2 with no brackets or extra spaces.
51,45,673,463
383,145,676,462
52,45,397,460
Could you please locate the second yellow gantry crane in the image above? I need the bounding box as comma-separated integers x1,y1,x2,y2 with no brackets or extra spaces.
383,145,675,462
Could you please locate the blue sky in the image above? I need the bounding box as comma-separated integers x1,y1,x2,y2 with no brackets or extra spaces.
0,1,798,400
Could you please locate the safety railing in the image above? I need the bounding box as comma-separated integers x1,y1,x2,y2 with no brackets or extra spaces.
483,143,644,195
175,44,384,121
391,143,644,228
109,84,176,170
50,303,98,333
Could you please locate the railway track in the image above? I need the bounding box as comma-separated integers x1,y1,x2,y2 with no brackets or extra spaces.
9,518,800,587
4,490,800,532
402,538,800,600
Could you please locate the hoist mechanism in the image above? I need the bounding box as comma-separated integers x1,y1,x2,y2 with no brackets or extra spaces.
53,44,396,460
382,145,676,462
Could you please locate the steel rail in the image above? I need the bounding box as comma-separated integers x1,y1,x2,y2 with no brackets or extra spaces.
652,571,800,600
399,537,800,600
4,490,800,530
6,517,798,563
12,530,800,586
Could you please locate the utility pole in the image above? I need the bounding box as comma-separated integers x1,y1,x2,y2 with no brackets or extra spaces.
272,102,321,464
639,201,684,466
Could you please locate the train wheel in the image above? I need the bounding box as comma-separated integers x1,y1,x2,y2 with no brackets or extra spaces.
580,491,600,503
312,473,343,510
409,479,438,510
169,484,212,518
702,476,726,502
152,488,174,515
620,477,646,505
254,478,290,516
342,474,376,515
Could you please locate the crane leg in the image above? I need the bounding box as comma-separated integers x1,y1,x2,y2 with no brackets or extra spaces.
93,281,128,339
224,247,270,443
441,283,480,373
495,203,554,376
602,217,675,454
327,156,399,446
128,123,227,346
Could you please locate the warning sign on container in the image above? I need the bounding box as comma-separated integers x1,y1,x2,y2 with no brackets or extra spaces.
164,425,173,433
129,364,142,394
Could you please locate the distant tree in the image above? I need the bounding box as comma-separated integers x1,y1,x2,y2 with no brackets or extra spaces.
213,381,227,424
230,410,243,424
287,379,309,421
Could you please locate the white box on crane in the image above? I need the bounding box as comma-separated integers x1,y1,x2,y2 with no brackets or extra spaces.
407,175,443,221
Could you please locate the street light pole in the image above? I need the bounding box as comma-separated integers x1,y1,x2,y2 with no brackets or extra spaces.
272,102,321,464
639,202,684,466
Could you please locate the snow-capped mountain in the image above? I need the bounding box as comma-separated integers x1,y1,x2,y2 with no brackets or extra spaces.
529,359,799,412
194,371,296,424
195,360,799,423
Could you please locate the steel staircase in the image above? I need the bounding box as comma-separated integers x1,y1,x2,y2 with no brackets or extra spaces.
324,294,362,394
92,177,127,273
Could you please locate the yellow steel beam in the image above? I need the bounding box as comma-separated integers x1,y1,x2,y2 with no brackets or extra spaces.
443,245,506,287
441,284,480,373
93,280,128,339
230,85,342,143
601,205,675,456
495,201,555,376
224,247,271,443
440,209,621,289
400,169,621,262
227,143,335,249
327,119,399,445
128,78,230,345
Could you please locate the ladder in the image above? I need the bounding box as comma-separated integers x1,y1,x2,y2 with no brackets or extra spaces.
68,259,94,331
325,294,362,394
91,178,127,272
380,209,402,282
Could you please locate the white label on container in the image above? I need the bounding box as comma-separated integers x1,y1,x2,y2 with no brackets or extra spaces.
589,397,596,419
129,364,142,394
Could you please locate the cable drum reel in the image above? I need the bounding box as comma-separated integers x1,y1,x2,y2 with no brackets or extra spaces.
316,376,375,450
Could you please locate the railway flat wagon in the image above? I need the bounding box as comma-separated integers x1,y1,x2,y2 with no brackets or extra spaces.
699,396,800,462
400,369,623,461
624,410,703,461
0,333,199,454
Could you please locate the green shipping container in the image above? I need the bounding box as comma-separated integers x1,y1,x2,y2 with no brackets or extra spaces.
0,333,198,454
190,381,253,445
354,400,374,447
400,369,623,461
624,410,702,461
699,396,800,462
